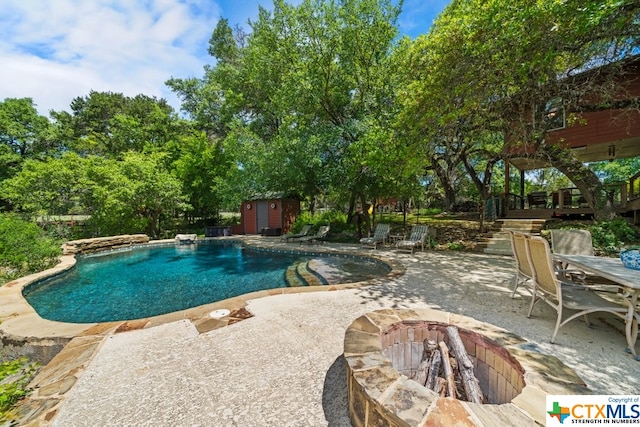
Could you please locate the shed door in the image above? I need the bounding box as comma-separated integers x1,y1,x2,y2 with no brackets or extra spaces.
256,200,269,232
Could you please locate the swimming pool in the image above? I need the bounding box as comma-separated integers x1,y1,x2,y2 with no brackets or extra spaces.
23,241,390,323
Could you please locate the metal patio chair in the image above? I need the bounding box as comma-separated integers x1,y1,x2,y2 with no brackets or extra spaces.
395,224,429,254
508,230,533,298
524,235,636,344
299,225,330,245
360,223,390,250
550,229,618,287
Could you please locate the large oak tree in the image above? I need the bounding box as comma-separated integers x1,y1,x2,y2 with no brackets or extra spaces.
401,0,640,220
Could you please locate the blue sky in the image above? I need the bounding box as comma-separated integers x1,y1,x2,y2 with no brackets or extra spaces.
0,0,449,116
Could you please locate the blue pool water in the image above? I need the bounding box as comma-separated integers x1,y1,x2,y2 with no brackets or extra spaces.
23,242,389,323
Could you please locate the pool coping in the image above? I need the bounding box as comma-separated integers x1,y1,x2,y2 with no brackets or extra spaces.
3,236,406,425
0,235,406,344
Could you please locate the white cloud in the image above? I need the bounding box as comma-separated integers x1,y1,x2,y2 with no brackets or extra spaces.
0,0,447,117
0,0,221,115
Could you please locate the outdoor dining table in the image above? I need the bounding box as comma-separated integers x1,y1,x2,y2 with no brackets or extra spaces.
553,253,640,360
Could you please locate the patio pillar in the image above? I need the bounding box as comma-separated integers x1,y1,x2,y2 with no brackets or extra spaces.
520,170,525,209
505,161,510,195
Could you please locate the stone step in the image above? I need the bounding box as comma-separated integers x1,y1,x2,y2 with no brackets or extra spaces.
285,262,307,287
491,219,546,233
296,261,324,287
476,240,512,251
285,260,329,287
476,238,511,247
478,219,546,256
478,231,512,240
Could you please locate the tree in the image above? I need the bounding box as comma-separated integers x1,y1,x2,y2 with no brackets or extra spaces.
51,91,179,157
83,152,187,238
169,132,232,222
167,18,246,139
2,151,187,238
291,0,404,225
168,0,407,227
0,98,55,159
0,213,61,281
400,0,640,220
1,153,87,217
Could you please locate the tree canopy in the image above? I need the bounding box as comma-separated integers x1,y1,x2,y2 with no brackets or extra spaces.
1,0,639,238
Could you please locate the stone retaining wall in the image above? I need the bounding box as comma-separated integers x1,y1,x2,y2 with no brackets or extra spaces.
61,234,150,255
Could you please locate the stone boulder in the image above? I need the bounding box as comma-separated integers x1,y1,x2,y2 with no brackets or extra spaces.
61,234,150,255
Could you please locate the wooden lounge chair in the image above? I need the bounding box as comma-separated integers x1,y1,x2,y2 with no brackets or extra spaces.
395,224,429,254
299,225,330,245
360,223,390,249
281,224,312,242
524,235,634,344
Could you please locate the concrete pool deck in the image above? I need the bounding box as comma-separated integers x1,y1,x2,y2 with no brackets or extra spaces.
3,237,640,426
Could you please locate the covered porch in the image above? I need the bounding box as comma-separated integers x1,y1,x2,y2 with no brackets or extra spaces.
503,123,640,220
501,55,640,222
503,162,640,222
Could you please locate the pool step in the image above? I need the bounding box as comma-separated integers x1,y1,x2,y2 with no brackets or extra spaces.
296,261,326,287
285,261,329,287
285,262,307,287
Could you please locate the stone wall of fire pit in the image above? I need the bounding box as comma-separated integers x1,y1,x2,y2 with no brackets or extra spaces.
343,308,591,427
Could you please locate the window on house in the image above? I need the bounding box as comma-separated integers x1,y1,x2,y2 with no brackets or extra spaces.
545,98,566,131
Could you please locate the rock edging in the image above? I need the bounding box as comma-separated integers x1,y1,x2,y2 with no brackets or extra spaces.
61,234,149,255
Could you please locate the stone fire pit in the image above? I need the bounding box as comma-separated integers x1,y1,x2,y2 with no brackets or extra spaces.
344,308,590,426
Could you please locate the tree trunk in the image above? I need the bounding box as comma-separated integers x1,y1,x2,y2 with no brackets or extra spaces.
462,153,499,233
429,155,459,212
545,144,616,220
359,194,371,235
309,196,316,216
347,192,357,222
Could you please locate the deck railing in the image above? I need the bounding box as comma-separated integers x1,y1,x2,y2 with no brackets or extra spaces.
506,182,629,211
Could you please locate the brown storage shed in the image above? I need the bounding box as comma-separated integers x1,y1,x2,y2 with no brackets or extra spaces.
241,198,300,235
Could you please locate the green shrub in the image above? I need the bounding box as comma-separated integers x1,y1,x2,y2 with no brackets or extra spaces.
447,241,466,251
588,218,639,255
0,214,62,283
290,211,315,233
291,210,352,234
0,357,38,421
313,210,350,232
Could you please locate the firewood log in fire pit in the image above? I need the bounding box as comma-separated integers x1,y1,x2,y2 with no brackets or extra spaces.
445,326,485,404
411,326,485,404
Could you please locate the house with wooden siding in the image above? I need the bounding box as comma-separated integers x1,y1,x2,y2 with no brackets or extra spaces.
503,55,640,222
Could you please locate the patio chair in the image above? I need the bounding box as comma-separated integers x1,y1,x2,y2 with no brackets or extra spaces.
395,224,429,254
551,229,594,256
524,235,634,344
299,225,330,245
360,223,390,249
507,231,533,298
550,229,617,287
527,191,547,209
281,224,312,242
